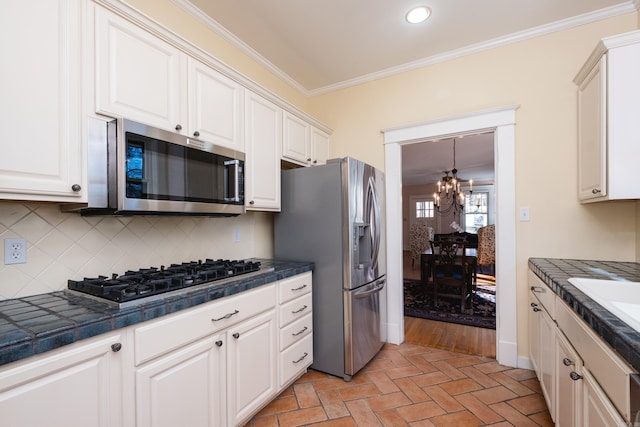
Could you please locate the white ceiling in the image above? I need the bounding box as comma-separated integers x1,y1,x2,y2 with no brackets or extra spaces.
183,0,637,94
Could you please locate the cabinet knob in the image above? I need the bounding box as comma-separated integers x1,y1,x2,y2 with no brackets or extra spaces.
562,358,574,366
71,184,82,192
307,158,312,162
175,124,182,131
232,332,240,339
569,371,583,381
249,200,255,205
530,302,538,308
313,160,318,164
592,188,601,194
215,340,223,347
532,307,542,312
111,343,122,352
193,131,200,137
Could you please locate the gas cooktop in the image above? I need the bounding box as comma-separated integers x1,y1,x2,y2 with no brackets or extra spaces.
67,259,270,308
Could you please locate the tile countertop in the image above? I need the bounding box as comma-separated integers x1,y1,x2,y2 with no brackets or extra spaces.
528,258,640,373
0,259,313,367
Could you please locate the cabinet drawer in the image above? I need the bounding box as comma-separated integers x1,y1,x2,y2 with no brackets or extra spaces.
280,313,312,351
556,297,633,421
528,271,555,318
279,292,312,328
278,272,312,304
280,333,313,387
135,284,276,365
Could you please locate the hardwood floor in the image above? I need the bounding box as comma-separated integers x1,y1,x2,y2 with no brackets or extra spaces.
402,251,496,359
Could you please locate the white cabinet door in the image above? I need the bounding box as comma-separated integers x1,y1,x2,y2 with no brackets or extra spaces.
283,111,311,164
0,0,85,202
576,33,640,202
188,59,244,151
95,6,187,133
227,310,278,427
245,91,282,211
529,291,555,421
577,56,607,201
0,332,127,427
311,127,330,166
582,368,627,427
528,293,542,375
556,331,583,427
136,333,226,427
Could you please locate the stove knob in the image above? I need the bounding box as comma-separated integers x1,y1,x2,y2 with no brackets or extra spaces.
111,343,122,352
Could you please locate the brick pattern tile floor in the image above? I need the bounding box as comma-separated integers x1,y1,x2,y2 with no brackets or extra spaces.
245,343,553,427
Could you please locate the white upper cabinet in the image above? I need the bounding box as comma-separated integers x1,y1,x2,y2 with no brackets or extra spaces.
0,0,85,202
95,7,244,151
245,91,282,211
95,6,187,133
283,112,331,166
283,112,311,164
575,30,640,202
188,59,244,151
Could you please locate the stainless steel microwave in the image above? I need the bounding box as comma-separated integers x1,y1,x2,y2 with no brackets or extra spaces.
73,118,245,216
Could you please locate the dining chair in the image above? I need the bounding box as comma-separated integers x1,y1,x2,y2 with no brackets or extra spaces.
429,239,472,311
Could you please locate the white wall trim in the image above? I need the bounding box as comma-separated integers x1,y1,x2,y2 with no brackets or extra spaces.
383,106,520,368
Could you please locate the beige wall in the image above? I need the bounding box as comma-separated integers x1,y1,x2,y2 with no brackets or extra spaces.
307,13,639,357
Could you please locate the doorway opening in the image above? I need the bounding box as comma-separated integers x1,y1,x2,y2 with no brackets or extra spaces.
401,134,496,340
383,105,519,368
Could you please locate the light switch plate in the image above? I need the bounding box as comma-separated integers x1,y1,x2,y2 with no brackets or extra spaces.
519,207,530,222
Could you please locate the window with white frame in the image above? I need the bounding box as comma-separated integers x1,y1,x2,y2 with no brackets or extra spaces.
464,191,488,233
416,200,434,219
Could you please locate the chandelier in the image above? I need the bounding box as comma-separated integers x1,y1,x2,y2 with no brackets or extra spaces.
433,138,473,216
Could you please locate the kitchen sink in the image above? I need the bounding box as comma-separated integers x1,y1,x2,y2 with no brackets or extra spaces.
568,278,640,333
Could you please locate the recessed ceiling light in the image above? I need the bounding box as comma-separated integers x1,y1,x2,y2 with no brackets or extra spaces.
406,6,431,24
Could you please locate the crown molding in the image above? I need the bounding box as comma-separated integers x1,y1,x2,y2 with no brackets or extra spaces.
172,1,637,97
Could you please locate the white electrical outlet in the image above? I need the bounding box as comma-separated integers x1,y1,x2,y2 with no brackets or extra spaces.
4,238,27,265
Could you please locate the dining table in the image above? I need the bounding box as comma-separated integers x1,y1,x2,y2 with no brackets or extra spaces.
420,247,478,292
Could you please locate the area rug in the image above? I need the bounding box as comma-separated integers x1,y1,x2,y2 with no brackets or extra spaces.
403,277,496,329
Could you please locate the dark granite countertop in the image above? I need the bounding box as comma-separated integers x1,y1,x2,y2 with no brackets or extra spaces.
0,259,313,367
528,258,640,373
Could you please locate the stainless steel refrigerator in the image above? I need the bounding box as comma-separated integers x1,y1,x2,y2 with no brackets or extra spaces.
274,157,386,381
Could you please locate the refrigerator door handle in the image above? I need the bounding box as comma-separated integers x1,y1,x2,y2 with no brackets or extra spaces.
353,279,386,299
367,176,381,270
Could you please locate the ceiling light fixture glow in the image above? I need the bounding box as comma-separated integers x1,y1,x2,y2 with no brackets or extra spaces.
406,6,431,24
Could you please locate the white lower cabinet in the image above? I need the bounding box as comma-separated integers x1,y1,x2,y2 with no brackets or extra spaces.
227,310,278,426
582,368,627,427
555,330,583,427
0,273,313,427
529,270,635,426
0,331,130,427
277,272,313,387
136,332,226,427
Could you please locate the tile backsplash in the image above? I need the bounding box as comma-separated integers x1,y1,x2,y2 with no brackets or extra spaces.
0,201,273,300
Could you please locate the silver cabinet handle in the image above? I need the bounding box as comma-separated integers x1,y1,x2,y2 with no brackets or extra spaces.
592,188,601,194
175,124,182,131
292,305,308,314
292,326,308,336
291,284,307,291
532,307,542,312
71,184,81,192
530,286,544,293
215,340,223,347
563,358,574,366
211,309,239,321
569,372,583,381
232,332,240,339
293,352,308,364
193,131,200,137
111,343,122,352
